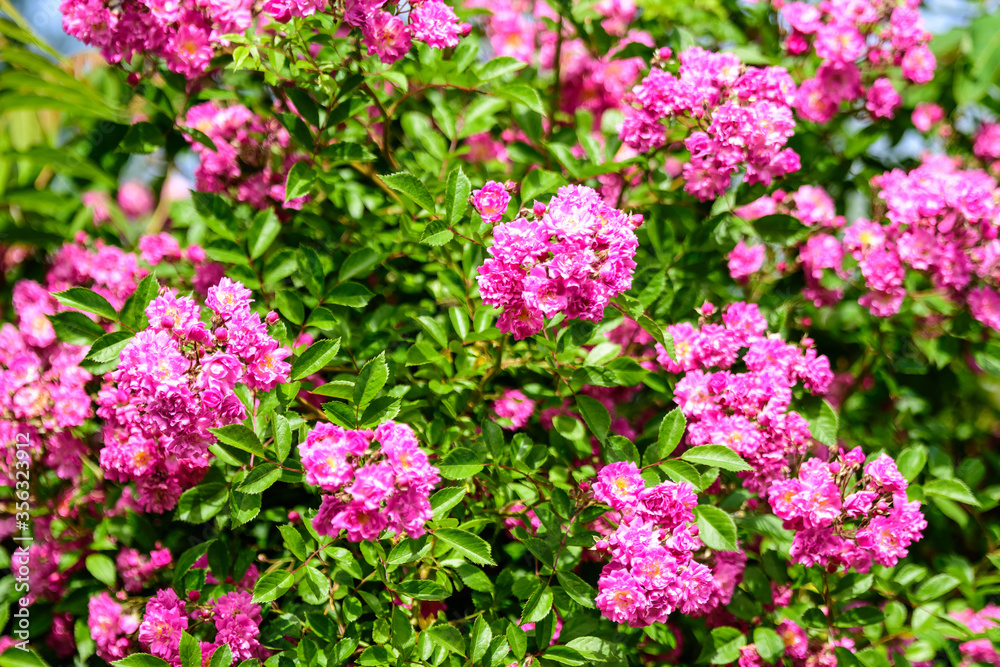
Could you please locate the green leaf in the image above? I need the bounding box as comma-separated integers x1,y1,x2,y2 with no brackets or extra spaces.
522,585,554,624
208,644,232,667
913,573,960,601
179,631,201,667
338,248,379,284
210,424,266,458
659,460,702,490
85,553,116,586
695,505,738,551
420,220,454,246
681,445,752,472
753,628,784,663
396,579,448,600
353,352,388,407
438,448,484,479
276,289,305,325
507,623,527,660
638,314,673,359
707,627,746,665
48,310,105,345
833,606,885,628
291,338,342,380
809,400,839,447
249,209,281,260
175,483,228,523
386,536,432,565
924,478,980,506
118,274,159,330
285,162,316,201
381,172,435,213
520,168,567,203
470,616,493,664
119,121,165,153
238,463,282,494
273,413,292,462
556,571,596,609
435,528,495,565
252,570,294,603
494,84,545,114
543,647,587,665
576,395,610,443
86,331,134,364
475,56,526,82
53,287,117,321
445,166,471,225
391,607,415,651
279,525,307,560
327,282,374,308
430,487,467,521
112,655,171,667
658,409,686,460
427,625,466,657
298,565,329,605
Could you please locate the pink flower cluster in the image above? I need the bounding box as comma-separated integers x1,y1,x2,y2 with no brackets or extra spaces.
60,0,254,78
662,302,833,493
592,461,717,626
769,451,926,572
738,157,1000,324
477,185,642,340
301,420,440,541
778,0,936,121
345,0,470,65
0,284,92,483
951,605,1000,666
974,122,1000,171
184,102,309,211
88,592,139,662
137,588,267,664
117,546,173,593
97,278,290,513
492,388,536,429
619,47,800,200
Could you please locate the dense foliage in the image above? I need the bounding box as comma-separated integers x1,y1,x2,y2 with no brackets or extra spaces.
2,0,1000,665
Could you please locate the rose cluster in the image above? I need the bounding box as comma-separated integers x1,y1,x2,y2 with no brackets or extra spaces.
769,451,927,572
476,184,642,340
97,277,291,513
592,461,718,627
662,302,833,493
777,0,935,123
184,102,309,211
619,46,800,200
137,588,268,664
735,156,1000,325
346,0,470,64
301,420,440,541
60,0,255,78
492,388,536,430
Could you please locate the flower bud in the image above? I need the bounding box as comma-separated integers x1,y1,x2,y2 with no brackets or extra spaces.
265,311,279,325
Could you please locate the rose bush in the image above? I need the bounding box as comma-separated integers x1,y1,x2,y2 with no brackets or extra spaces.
1,0,1000,665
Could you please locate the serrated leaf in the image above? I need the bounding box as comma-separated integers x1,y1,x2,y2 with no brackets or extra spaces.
695,505,738,551
249,209,281,259
430,487,467,521
291,338,341,380
252,570,294,603
658,409,686,460
175,483,228,523
556,571,596,609
210,424,266,458
238,463,282,494
52,287,117,321
475,56,526,82
112,655,171,667
118,274,159,330
681,445,752,472
924,478,980,506
435,528,495,565
48,310,105,345
471,616,492,663
86,331,134,364
445,166,471,225
427,625,466,657
576,394,610,443
353,352,388,407
279,525,307,560
660,460,702,490
327,282,374,308
438,448,483,479
420,219,455,246
381,172,435,213
809,400,839,447
338,248,378,284
522,585,554,624
285,162,316,201
753,628,784,663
